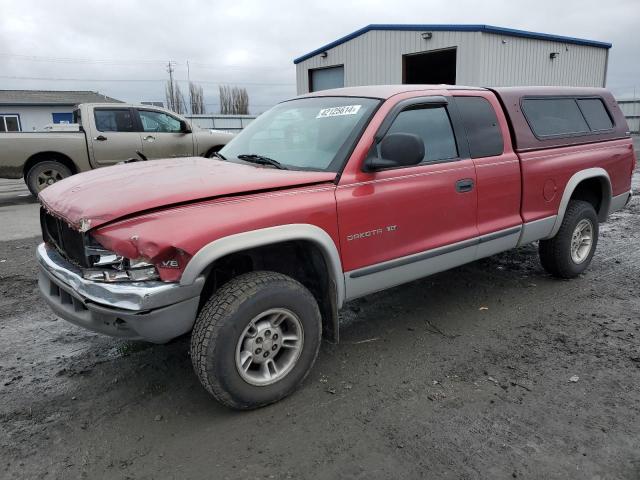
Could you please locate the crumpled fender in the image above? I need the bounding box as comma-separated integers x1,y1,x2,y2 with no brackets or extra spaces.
90,184,341,284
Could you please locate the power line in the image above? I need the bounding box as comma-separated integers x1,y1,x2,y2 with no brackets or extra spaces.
0,53,169,65
0,53,288,71
0,75,295,87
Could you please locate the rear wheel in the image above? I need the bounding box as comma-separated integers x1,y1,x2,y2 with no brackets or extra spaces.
190,271,322,409
26,161,72,196
539,200,599,278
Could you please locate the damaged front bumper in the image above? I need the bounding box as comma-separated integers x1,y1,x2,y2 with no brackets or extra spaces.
37,243,205,343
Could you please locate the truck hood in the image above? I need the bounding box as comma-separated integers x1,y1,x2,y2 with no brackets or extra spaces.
39,157,337,231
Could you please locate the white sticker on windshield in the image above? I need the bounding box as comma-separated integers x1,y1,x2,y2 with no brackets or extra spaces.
316,105,362,118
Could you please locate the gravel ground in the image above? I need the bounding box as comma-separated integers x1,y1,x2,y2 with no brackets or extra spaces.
0,166,639,479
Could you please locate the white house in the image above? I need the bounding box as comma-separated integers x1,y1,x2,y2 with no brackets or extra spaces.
0,90,121,132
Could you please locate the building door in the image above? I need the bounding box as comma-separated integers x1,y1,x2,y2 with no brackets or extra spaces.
403,48,457,85
309,66,344,92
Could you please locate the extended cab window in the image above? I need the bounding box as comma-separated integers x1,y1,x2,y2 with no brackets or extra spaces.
94,109,136,132
577,98,613,131
385,105,458,163
521,98,589,137
454,96,504,158
138,110,182,133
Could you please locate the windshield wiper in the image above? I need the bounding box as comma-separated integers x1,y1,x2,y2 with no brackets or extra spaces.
237,154,286,170
212,151,227,160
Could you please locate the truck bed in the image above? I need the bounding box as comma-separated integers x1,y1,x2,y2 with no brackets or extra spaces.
0,132,87,179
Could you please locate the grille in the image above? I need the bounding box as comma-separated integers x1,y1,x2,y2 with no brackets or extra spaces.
40,208,88,267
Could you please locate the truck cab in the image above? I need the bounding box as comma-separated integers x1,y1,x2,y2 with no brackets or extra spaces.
79,104,202,167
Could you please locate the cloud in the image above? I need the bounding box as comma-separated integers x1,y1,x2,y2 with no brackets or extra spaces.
0,0,638,112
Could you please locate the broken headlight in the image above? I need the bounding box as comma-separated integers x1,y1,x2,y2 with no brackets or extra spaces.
82,245,160,282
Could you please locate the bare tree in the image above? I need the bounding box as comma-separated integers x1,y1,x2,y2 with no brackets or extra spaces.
189,82,206,114
165,62,186,114
165,82,185,114
219,85,249,114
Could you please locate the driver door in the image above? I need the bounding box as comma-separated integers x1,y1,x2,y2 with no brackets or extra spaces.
136,109,194,159
336,98,478,299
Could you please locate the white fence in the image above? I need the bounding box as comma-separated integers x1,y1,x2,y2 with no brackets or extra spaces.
617,99,640,133
185,114,257,133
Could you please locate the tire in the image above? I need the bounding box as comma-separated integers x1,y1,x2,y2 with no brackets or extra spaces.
190,271,322,409
539,200,599,278
26,161,72,196
205,146,222,158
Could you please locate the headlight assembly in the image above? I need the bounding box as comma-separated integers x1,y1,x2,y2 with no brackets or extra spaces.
82,245,160,282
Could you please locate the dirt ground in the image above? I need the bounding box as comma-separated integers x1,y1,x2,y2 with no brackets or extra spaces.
1,168,639,479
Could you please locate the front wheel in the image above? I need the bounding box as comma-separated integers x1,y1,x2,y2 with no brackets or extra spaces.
190,271,322,409
539,200,599,278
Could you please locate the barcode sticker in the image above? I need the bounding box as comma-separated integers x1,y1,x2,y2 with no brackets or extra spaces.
316,105,362,118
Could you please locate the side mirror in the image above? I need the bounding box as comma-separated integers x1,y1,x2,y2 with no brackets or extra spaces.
180,120,192,134
364,133,425,171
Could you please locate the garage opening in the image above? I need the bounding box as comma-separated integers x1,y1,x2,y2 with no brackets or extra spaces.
403,48,457,85
309,65,344,92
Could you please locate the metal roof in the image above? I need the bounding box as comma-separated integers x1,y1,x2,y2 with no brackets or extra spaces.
293,24,613,64
295,84,485,99
0,90,122,106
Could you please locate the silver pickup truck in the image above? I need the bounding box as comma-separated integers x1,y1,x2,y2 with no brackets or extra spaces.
0,103,234,194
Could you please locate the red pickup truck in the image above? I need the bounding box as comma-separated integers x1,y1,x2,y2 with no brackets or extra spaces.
37,85,635,409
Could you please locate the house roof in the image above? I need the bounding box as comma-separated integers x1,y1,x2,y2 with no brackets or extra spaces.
0,90,122,106
293,24,612,64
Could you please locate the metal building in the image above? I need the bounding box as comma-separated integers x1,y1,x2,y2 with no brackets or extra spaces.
617,99,640,133
294,25,611,95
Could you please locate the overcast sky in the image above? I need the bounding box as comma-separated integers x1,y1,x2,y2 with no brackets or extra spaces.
1,0,638,114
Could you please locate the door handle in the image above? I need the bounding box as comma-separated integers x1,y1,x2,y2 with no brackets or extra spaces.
455,178,474,193
143,135,155,142
94,135,107,141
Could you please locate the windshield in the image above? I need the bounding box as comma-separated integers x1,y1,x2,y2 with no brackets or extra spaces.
220,96,380,172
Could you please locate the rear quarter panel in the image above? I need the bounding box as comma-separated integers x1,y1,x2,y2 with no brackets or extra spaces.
519,138,635,222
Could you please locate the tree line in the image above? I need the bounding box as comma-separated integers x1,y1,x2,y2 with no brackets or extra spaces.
165,65,249,115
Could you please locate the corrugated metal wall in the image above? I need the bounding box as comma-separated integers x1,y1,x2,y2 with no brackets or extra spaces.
185,114,256,133
478,33,607,87
296,30,482,94
296,30,608,94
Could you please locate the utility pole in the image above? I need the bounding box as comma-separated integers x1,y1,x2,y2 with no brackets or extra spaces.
166,61,175,111
167,60,178,112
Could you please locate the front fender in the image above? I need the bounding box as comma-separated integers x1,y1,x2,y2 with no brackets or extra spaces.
180,223,346,308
